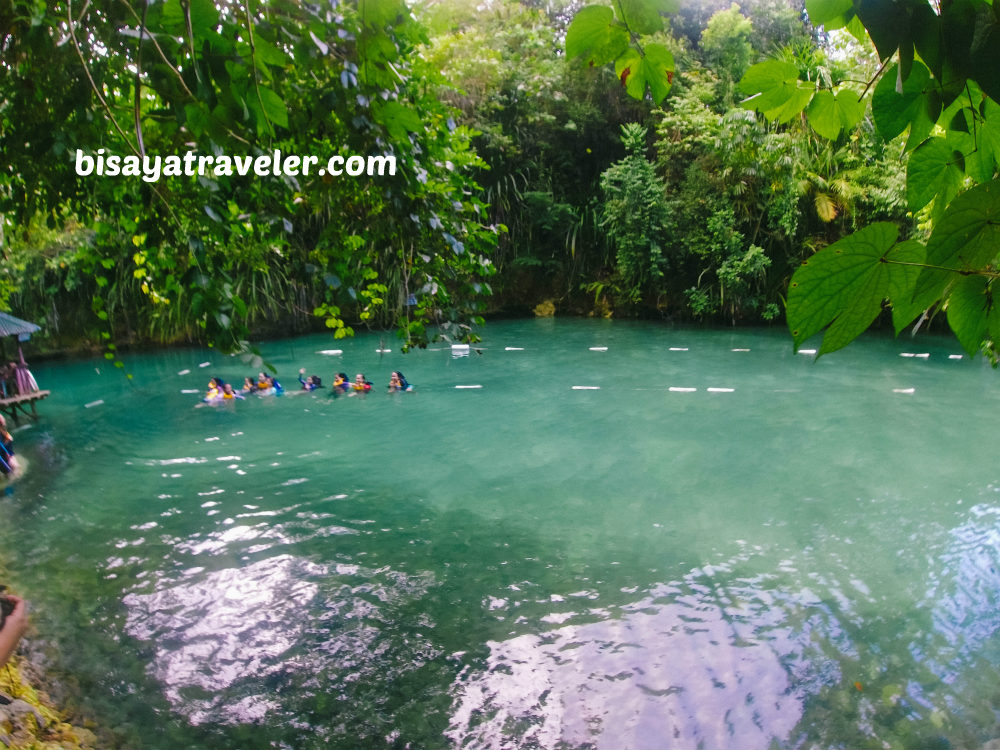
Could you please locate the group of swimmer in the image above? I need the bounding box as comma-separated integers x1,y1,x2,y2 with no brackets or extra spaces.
203,369,412,402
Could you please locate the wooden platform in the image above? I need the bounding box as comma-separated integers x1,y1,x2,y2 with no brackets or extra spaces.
0,390,50,424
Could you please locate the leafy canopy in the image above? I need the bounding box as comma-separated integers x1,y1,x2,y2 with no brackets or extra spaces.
740,0,1000,358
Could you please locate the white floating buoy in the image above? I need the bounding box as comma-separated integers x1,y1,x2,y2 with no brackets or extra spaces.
199,361,211,368
669,387,697,392
376,348,391,353
731,348,750,352
900,352,916,358
181,389,200,394
178,369,191,376
455,384,482,389
949,354,963,360
706,387,735,393
505,347,524,351
669,347,688,351
84,399,104,408
893,388,916,394
571,385,600,390
798,349,816,355
589,346,608,352
915,353,930,359
318,349,343,355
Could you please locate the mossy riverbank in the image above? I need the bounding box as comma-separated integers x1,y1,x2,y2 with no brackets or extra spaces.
0,575,96,749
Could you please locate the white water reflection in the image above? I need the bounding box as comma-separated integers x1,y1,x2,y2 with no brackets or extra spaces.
449,563,834,749
123,555,321,724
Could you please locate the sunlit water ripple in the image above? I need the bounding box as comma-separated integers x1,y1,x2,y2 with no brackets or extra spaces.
2,319,1000,749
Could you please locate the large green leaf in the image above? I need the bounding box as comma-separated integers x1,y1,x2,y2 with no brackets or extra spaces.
617,0,664,35
805,0,854,29
739,60,815,124
374,101,423,140
946,275,999,355
806,89,865,139
256,86,288,129
614,43,674,104
871,62,937,145
889,240,927,334
977,98,1000,174
905,136,965,211
968,15,1000,102
160,0,219,36
787,222,925,355
565,6,629,67
911,2,942,79
912,178,1000,311
359,0,406,29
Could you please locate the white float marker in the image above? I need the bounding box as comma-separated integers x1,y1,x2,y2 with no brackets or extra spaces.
181,389,200,394
949,354,964,360
199,361,211,368
731,348,750,352
376,348,391,353
84,399,104,408
669,347,688,351
178,369,191,375
455,384,482,389
669,387,697,392
589,346,608,351
900,353,916,358
706,387,735,393
318,349,343,355
572,385,600,390
893,388,916,394
915,353,930,359
505,347,524,351
798,349,817,355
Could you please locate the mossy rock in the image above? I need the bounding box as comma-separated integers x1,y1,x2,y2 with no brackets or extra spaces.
533,299,556,317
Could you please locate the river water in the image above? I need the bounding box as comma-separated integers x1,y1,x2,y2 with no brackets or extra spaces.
2,319,1000,749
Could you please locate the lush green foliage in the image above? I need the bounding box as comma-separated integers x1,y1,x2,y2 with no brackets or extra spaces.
0,0,498,357
740,0,1000,359
10,0,992,356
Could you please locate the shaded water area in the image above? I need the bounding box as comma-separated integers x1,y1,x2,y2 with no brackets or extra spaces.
3,318,1000,749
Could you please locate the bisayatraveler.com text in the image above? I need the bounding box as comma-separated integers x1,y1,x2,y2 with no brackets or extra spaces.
74,149,396,183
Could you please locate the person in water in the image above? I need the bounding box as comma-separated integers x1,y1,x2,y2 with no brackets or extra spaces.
0,591,28,667
221,383,244,400
203,377,225,402
352,373,372,393
0,415,17,476
242,377,256,394
298,369,322,391
332,372,351,394
388,371,412,392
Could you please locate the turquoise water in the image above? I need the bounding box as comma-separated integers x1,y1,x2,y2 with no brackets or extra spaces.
3,318,1000,749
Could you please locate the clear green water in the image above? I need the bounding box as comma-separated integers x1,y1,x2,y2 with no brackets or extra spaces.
3,319,1000,749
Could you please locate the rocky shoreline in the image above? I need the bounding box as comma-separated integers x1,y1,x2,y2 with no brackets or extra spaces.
0,580,96,749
